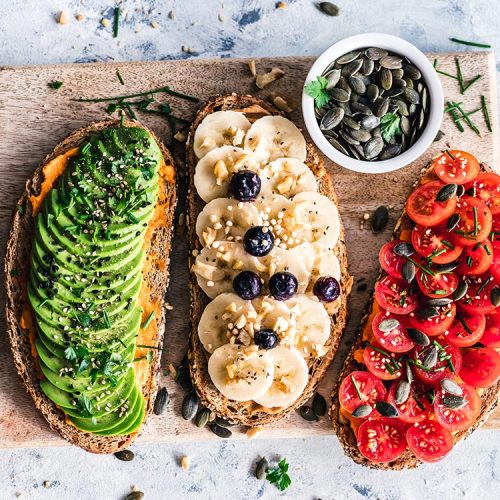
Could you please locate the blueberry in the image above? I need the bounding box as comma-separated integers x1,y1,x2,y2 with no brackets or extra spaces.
229,171,261,202
254,329,279,349
269,272,298,300
313,276,340,302
243,226,274,257
233,271,262,300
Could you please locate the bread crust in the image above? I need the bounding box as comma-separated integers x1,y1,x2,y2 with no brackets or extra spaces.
330,162,500,470
4,119,176,454
186,94,352,426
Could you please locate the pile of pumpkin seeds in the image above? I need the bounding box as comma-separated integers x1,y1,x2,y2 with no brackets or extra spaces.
314,47,430,161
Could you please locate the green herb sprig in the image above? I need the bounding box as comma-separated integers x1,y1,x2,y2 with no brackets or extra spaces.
304,76,330,108
113,7,120,38
450,38,491,48
266,459,291,492
380,113,401,142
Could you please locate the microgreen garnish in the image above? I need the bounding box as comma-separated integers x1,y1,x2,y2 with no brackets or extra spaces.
141,311,155,329
304,76,330,108
455,57,465,93
477,276,493,295
350,374,363,400
445,100,465,132
458,317,473,335
72,86,198,103
450,38,491,48
116,70,125,85
76,394,94,416
407,257,435,276
102,310,111,329
380,113,402,142
266,459,291,492
48,81,63,90
369,345,401,371
481,95,492,132
17,204,25,215
113,7,120,38
473,206,478,236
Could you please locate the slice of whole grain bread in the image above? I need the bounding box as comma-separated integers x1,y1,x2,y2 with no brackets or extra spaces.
330,161,500,470
4,119,176,454
186,94,352,426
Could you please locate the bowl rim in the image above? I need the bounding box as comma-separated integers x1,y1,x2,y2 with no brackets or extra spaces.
302,33,444,174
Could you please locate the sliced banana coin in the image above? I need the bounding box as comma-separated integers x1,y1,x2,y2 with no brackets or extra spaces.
290,242,341,285
196,198,262,247
286,295,331,360
261,158,317,197
261,246,309,293
193,111,251,159
194,146,256,203
198,293,258,353
253,296,295,346
253,346,309,408
208,344,274,402
244,116,307,163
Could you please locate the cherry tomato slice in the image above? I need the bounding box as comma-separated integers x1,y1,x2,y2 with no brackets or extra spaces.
412,341,462,385
491,216,500,251
415,267,459,298
339,371,387,414
372,311,415,353
375,275,418,315
409,303,456,337
411,225,462,264
458,239,494,276
458,274,497,315
387,381,433,424
434,382,481,432
460,347,500,388
433,150,480,185
363,344,403,380
444,313,486,347
465,172,500,215
490,251,500,283
481,312,500,347
379,241,406,279
406,419,454,463
450,196,493,247
406,181,457,227
357,418,408,463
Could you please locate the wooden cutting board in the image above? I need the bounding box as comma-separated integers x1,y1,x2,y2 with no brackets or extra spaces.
0,52,498,449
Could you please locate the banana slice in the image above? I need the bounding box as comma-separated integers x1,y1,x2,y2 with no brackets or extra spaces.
261,246,309,293
253,346,309,408
244,116,307,163
198,293,258,353
286,295,331,360
261,158,317,197
208,344,274,402
193,111,251,159
194,146,256,203
291,242,341,285
196,198,262,247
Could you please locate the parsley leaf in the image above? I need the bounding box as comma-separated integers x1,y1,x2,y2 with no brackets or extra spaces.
76,394,94,416
266,458,291,491
48,80,63,90
304,76,330,109
380,113,402,142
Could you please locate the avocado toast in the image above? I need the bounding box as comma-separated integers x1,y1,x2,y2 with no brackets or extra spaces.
5,119,176,453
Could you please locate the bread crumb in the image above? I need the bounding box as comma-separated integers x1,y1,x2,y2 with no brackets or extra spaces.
393,177,398,182
174,130,187,143
168,10,176,20
247,60,257,77
131,485,139,492
101,18,110,27
218,13,224,22
57,11,69,25
273,95,294,113
246,426,264,439
276,1,287,8
165,303,174,311
42,481,50,488
151,20,159,28
363,213,370,220
255,67,285,89
168,363,177,378
75,13,84,21
181,456,191,470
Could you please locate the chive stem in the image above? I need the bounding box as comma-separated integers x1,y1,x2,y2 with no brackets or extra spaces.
407,257,435,276
462,74,482,93
455,103,481,136
71,86,198,103
477,276,493,295
455,57,465,93
481,95,492,132
113,7,120,38
450,38,491,48
350,375,364,400
116,70,125,85
141,310,156,329
473,206,478,236
445,101,465,132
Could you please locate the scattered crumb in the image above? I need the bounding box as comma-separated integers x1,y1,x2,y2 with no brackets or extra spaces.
15,493,23,498
247,60,257,77
150,20,159,28
218,13,224,22
246,426,264,439
165,303,174,311
168,363,177,378
101,18,110,27
273,95,294,113
176,212,186,235
255,67,285,89
208,411,216,422
392,177,398,182
75,13,84,21
174,130,187,143
181,456,191,470
182,45,196,54
276,1,287,8
168,10,176,20
131,485,139,492
363,213,370,220
43,481,50,488
57,11,69,25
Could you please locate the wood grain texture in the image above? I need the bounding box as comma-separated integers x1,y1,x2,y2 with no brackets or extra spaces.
0,53,498,449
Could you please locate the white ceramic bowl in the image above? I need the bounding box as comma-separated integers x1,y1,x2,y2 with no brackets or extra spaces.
302,33,444,174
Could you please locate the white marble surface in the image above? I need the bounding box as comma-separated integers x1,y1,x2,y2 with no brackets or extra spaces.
1,1,500,499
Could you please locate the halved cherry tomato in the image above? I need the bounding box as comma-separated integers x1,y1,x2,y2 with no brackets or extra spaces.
444,313,486,347
363,344,402,380
458,274,497,315
465,172,500,215
357,418,408,463
406,420,454,463
490,251,500,283
372,311,415,353
387,381,432,423
339,371,387,413
481,312,500,347
379,241,406,279
406,181,457,227
460,347,500,388
415,267,459,298
434,383,481,432
375,275,418,315
411,225,462,264
412,341,462,385
433,150,480,185
450,196,493,247
409,303,456,337
491,216,500,250
458,239,494,276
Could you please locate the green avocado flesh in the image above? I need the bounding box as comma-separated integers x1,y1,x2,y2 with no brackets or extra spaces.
28,127,162,436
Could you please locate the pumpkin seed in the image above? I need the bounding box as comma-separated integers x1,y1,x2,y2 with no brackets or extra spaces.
393,78,407,89
360,115,380,130
384,88,404,98
299,405,318,421
446,213,460,231
341,59,363,77
347,143,362,160
380,55,403,69
325,69,341,89
378,318,400,332
395,381,411,404
364,136,384,159
434,262,459,273
441,379,463,396
456,184,465,197
215,417,234,427
177,365,193,391
312,393,328,416
365,47,388,60
421,87,428,111
466,186,477,197
208,423,232,438
407,327,430,346
352,404,373,417
405,77,414,90
194,408,211,428
114,449,135,461
374,97,390,117
400,115,411,136
255,457,269,480
436,183,457,202
491,287,500,307
402,63,421,80
394,99,409,116
406,363,414,384
330,137,349,155
348,128,372,143
427,298,452,307
392,68,404,79
380,68,393,90
394,242,414,257
349,75,366,94
126,492,144,500
404,87,420,104
366,83,379,102
361,57,375,76
423,347,438,368
336,50,361,64
402,260,416,283
375,401,399,417
339,129,360,145
453,280,468,301
318,1,340,16
371,205,389,232
418,305,439,319
342,115,360,130
329,87,350,102
442,395,467,409
182,392,199,420
153,387,169,416
320,107,344,130
351,101,372,115
434,129,445,142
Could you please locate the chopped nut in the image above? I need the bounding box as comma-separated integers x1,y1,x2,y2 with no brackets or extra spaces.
247,60,257,77
101,18,110,27
246,426,264,439
168,10,176,20
75,13,85,21
273,95,294,113
276,1,287,8
167,363,177,378
218,13,225,22
150,20,159,28
363,213,370,220
393,177,398,183
57,11,69,25
255,67,285,89
180,456,191,470
174,130,187,143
